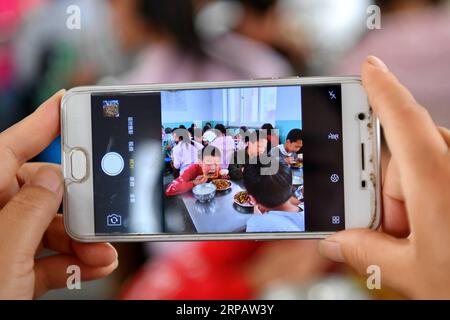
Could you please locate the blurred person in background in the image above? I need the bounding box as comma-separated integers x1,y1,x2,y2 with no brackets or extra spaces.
200,0,297,77
109,0,243,83
336,0,450,129
0,0,45,131
229,0,310,74
3,0,128,162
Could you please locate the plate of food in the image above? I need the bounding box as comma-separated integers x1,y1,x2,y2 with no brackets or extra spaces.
211,179,232,191
233,191,254,207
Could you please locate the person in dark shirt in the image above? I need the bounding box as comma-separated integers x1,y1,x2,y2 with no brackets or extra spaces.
229,129,268,180
261,123,278,151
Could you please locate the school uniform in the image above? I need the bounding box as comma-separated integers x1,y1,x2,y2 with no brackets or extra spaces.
172,141,204,174
246,211,305,232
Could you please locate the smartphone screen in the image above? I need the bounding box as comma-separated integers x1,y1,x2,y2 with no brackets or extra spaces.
90,84,344,236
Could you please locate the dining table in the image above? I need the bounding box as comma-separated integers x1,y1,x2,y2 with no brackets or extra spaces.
179,167,304,233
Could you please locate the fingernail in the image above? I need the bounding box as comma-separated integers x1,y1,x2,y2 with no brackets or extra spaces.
318,239,345,263
32,168,62,193
112,258,119,270
106,243,119,260
366,55,389,72
52,89,66,100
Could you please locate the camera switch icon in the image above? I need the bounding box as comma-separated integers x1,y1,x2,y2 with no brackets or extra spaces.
106,214,122,227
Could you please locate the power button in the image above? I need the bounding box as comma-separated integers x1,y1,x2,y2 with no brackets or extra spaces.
70,149,87,181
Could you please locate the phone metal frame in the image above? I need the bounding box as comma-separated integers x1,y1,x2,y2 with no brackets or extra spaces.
61,77,381,242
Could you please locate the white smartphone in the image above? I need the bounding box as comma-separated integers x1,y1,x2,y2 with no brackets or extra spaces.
61,77,380,242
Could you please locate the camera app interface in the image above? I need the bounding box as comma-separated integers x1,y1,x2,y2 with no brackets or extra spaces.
91,84,344,235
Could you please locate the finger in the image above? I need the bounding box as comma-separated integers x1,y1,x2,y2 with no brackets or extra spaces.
0,165,63,260
0,163,61,208
361,56,448,170
319,229,411,294
382,195,410,238
381,160,410,237
72,242,118,267
17,163,61,187
42,215,118,267
0,90,64,194
34,255,118,298
438,127,450,148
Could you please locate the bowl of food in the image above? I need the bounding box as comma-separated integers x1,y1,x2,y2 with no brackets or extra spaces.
219,169,229,178
211,179,232,191
192,183,217,203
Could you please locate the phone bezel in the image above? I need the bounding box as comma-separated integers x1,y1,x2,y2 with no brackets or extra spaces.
61,77,381,242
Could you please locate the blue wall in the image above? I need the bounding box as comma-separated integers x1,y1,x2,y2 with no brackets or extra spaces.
275,120,303,144
275,86,302,143
161,86,302,142
161,89,222,129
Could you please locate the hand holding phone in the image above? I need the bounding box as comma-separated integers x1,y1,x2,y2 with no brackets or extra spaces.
2,56,449,300
319,56,450,299
0,91,118,299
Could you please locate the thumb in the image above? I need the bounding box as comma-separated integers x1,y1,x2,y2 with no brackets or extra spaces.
0,165,63,259
319,229,410,290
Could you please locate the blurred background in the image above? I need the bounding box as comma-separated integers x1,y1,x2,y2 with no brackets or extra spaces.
1,0,449,299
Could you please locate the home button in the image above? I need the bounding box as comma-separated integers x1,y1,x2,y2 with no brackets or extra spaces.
70,149,87,181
